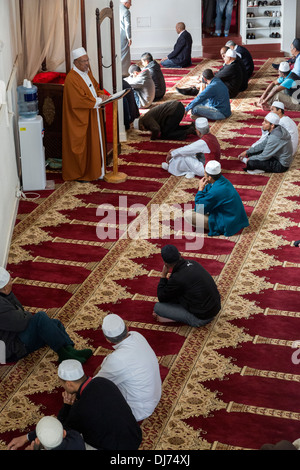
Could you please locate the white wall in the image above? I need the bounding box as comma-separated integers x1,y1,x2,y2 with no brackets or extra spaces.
0,0,21,267
130,0,202,60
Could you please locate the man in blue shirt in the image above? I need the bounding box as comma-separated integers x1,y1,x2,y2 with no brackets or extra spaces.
256,61,299,111
184,160,249,237
185,69,231,121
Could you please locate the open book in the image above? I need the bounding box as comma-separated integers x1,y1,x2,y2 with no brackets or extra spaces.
101,89,130,105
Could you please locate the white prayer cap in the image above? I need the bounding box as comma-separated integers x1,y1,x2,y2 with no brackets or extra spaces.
225,49,237,58
102,314,126,338
205,160,221,176
279,61,290,73
265,112,280,126
36,416,64,450
133,118,140,130
0,267,10,289
72,47,87,61
58,359,84,381
195,117,209,131
272,100,285,110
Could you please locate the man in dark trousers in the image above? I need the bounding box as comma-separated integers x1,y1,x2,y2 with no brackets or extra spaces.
153,245,221,327
0,267,92,363
225,40,254,79
57,359,142,450
134,100,196,140
161,22,193,68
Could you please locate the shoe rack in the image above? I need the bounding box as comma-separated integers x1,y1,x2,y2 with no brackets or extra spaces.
243,0,283,44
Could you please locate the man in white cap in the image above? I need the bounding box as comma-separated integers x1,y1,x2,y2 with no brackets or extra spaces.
256,61,299,111
184,160,249,236
7,415,85,450
238,112,293,174
0,267,92,363
56,359,142,450
120,0,132,77
215,48,244,98
225,40,254,79
94,314,161,421
270,101,299,156
62,47,109,182
161,117,221,178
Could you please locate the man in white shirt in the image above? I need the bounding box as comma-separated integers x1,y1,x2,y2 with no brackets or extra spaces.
270,101,299,156
161,117,221,179
94,314,162,422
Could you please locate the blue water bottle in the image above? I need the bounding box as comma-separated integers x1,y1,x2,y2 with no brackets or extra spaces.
17,79,38,118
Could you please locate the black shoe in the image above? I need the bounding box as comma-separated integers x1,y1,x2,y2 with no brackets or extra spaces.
272,63,280,70
294,240,300,247
176,86,198,96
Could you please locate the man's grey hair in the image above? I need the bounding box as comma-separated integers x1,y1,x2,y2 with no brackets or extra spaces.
199,126,210,135
128,64,141,74
225,40,236,47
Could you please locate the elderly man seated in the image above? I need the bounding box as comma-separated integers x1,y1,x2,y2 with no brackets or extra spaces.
184,160,249,237
161,117,220,178
215,48,244,98
124,64,155,108
0,267,92,363
238,112,293,174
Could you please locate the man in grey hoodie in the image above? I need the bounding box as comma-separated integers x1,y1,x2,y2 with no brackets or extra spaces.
238,112,293,174
124,64,155,108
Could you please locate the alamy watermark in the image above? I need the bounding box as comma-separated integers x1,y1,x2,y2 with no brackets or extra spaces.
95,196,205,250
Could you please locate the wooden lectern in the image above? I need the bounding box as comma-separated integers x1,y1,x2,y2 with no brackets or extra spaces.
101,89,130,184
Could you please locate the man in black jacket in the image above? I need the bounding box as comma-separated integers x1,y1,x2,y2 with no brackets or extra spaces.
153,245,221,326
215,48,243,98
161,22,192,68
141,52,166,101
0,267,92,363
57,359,142,450
225,40,254,79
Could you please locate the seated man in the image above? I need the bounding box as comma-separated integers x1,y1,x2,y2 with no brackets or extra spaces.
238,112,293,174
153,244,221,327
0,267,92,363
256,61,299,111
220,46,248,93
215,49,244,98
134,100,196,140
162,117,221,178
185,69,231,121
141,52,166,101
225,40,254,79
184,160,249,237
57,360,142,450
8,416,86,451
124,64,155,109
161,22,192,68
270,101,299,156
94,314,162,422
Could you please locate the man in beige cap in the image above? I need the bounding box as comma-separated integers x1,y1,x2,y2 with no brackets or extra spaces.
62,47,109,182
56,359,142,450
0,267,92,363
161,117,221,178
94,314,161,421
184,160,249,236
238,112,293,174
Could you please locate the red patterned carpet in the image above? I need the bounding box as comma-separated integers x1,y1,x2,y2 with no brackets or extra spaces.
0,56,300,451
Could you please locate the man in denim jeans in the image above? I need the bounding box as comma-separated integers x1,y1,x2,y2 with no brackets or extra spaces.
213,0,234,37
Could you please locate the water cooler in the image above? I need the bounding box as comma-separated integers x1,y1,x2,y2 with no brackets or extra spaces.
18,79,46,191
